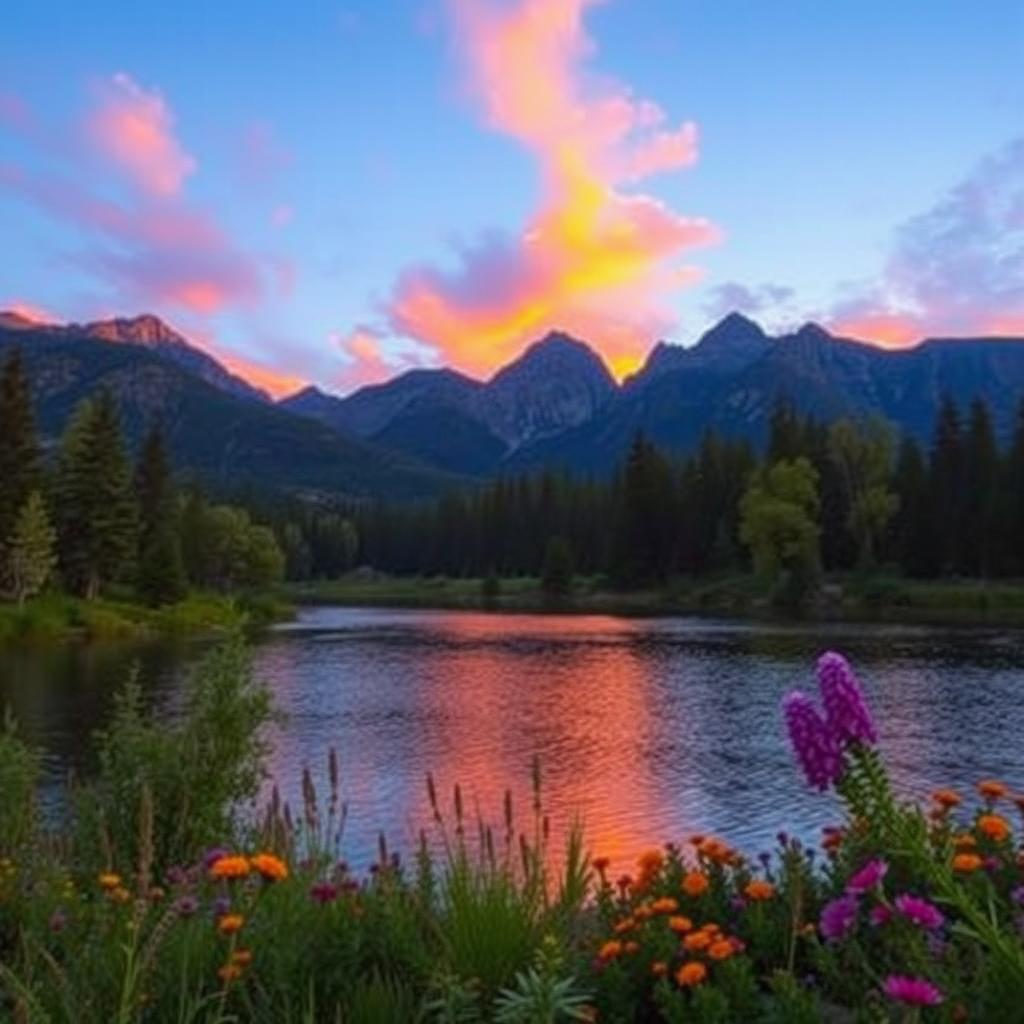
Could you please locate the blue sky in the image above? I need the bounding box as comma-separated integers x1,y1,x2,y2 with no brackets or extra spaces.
2,0,1022,394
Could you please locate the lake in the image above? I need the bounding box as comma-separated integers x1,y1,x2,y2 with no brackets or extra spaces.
3,606,1023,871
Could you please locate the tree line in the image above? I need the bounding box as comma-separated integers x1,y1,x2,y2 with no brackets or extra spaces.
0,350,286,607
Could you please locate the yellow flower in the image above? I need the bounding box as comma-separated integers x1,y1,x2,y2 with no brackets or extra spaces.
98,872,122,890
250,852,288,882
675,961,707,987
209,856,250,881
217,913,245,935
681,871,709,897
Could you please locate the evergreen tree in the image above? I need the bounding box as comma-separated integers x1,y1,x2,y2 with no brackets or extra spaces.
5,491,57,604
767,398,804,462
0,349,41,546
55,393,139,598
928,395,964,576
892,436,932,577
1002,399,1024,576
541,535,574,599
961,398,999,577
135,426,186,605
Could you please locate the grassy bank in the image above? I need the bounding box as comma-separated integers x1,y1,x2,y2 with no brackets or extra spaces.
0,590,293,646
283,573,1024,625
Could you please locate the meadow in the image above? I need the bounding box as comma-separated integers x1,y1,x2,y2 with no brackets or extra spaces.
1,642,1022,1022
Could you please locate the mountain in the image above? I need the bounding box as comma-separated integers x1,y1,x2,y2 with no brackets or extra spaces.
281,331,617,475
0,318,461,500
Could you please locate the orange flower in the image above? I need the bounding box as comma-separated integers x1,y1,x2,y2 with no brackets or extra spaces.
230,949,253,966
651,897,679,914
744,880,776,902
250,853,288,882
598,940,623,961
217,964,243,983
634,903,654,922
613,918,635,935
110,886,132,904
98,872,121,890
978,780,1008,801
668,915,693,934
651,961,668,978
593,856,610,873
217,913,245,935
682,871,710,897
932,788,962,808
953,833,977,850
675,961,707,987
952,853,983,874
624,941,640,955
708,939,734,961
688,834,706,847
698,837,733,864
209,856,250,881
977,814,1011,843
683,930,712,952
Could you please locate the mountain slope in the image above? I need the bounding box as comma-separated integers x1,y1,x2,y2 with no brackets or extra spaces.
0,323,462,499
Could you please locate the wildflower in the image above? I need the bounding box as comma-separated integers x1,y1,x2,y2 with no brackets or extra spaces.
598,940,622,961
977,814,1011,843
817,651,877,746
953,833,977,850
310,882,338,905
110,886,132,904
932,788,961,809
651,897,678,914
148,886,165,902
1011,886,1024,907
683,930,712,952
174,895,199,918
634,903,653,921
217,964,244,983
623,940,640,955
209,856,250,881
616,874,633,893
217,913,245,935
668,915,693,934
638,849,664,873
681,871,710,897
675,961,707,987
978,779,1008,801
894,894,944,931
250,852,288,882
952,853,983,874
651,961,668,978
782,692,843,791
845,858,888,895
98,872,121,890
230,949,253,966
592,856,610,874
744,880,775,901
203,847,230,868
708,939,734,961
819,895,858,941
613,918,635,935
882,975,944,1006
869,905,892,927
49,909,67,933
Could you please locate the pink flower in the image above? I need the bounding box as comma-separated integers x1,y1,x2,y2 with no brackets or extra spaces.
882,975,944,1006
846,858,888,895
820,895,859,941
895,894,945,931
869,904,892,927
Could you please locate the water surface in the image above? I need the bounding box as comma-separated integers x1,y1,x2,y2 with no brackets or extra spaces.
2,607,1023,869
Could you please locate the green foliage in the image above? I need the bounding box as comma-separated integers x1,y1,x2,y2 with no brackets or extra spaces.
135,427,187,606
0,348,41,546
5,491,58,605
541,536,574,600
493,936,592,1023
0,708,39,856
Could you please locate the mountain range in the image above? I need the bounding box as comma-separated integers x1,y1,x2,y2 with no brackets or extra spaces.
3,309,1024,498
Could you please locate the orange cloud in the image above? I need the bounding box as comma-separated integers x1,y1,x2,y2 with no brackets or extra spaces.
217,351,308,400
388,0,718,379
86,74,196,197
334,325,411,391
832,312,922,349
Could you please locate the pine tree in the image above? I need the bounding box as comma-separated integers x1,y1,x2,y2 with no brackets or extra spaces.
961,398,999,577
928,395,964,576
0,349,41,546
541,535,574,599
1002,399,1024,576
892,436,932,577
55,393,139,598
134,426,186,605
5,491,57,604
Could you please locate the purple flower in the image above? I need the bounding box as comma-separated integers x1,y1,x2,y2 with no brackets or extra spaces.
846,858,888,895
310,881,338,905
202,847,229,869
212,896,231,919
819,895,859,941
869,905,892,927
783,691,843,791
817,652,877,747
882,975,944,1006
165,866,186,886
1012,886,1024,907
174,895,199,918
894,894,945,931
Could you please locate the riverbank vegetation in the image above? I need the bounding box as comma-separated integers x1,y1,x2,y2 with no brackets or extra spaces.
0,351,288,644
1,643,1022,1021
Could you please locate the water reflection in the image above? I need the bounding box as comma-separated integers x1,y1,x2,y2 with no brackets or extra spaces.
2,608,1023,870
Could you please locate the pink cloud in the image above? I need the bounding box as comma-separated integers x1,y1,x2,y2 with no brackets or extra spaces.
386,0,718,380
334,325,422,392
86,73,196,197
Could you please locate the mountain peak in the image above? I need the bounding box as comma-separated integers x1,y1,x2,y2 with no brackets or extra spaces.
696,312,769,349
82,313,187,348
794,321,833,342
0,310,46,331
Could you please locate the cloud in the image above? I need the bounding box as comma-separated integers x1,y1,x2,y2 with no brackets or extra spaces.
702,281,795,321
829,136,1024,346
333,324,424,392
386,0,719,380
85,73,196,197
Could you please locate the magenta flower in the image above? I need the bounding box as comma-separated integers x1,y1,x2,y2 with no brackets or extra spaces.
895,894,945,931
846,858,888,895
882,975,944,1006
817,652,877,746
869,904,892,927
783,691,843,791
310,881,338,905
819,894,859,941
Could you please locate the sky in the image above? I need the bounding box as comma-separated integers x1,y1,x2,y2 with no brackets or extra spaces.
2,0,1022,397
